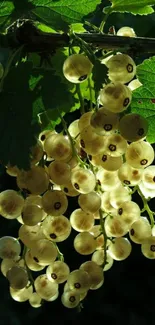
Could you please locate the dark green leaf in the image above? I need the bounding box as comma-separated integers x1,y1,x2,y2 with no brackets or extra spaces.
31,0,101,31
0,0,35,30
0,62,40,169
31,7,68,31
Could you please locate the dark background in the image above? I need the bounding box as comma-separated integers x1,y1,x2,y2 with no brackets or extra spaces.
0,3,155,325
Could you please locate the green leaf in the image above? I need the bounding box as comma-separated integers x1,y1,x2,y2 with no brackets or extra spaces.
74,77,96,107
130,56,155,143
92,60,108,99
31,66,77,129
71,23,86,33
0,62,40,169
36,22,57,33
106,0,154,15
38,108,62,130
0,0,35,30
31,0,101,31
0,1,14,28
0,1,14,17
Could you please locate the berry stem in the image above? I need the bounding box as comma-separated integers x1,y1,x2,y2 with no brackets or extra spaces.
72,33,96,64
56,109,88,167
129,186,137,195
87,77,93,110
99,8,112,33
136,185,154,228
76,84,85,115
84,21,100,33
99,209,107,268
22,245,35,290
53,243,64,262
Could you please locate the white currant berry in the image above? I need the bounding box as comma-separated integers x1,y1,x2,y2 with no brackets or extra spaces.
109,184,131,208
74,232,97,255
104,214,129,238
63,54,93,83
141,236,155,259
117,201,141,227
104,134,127,157
78,111,93,132
138,181,155,199
80,125,106,155
108,237,132,261
118,113,148,142
67,269,90,293
90,107,119,136
118,162,143,186
129,217,152,244
106,53,136,84
99,82,132,113
10,284,33,302
80,261,104,289
128,79,142,91
42,215,71,242
142,166,155,190
125,141,154,169
89,153,123,171
117,26,136,37
71,167,96,194
70,208,94,232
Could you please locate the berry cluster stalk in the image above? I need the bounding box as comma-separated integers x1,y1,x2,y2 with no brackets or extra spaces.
1,20,155,54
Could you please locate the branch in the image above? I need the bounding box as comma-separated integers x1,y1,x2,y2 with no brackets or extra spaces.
1,20,155,55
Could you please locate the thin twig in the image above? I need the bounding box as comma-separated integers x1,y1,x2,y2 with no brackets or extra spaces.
136,185,155,228
76,84,85,114
99,209,107,269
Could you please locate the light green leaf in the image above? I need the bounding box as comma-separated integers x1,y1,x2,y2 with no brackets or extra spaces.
136,56,155,85
130,56,155,143
107,0,154,14
71,23,86,33
31,0,101,31
36,22,57,33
